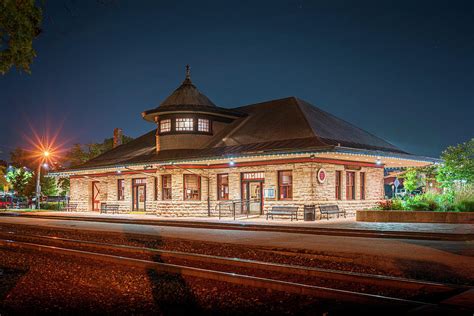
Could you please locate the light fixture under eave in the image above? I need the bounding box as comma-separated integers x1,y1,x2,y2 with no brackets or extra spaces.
376,157,382,165
229,158,235,166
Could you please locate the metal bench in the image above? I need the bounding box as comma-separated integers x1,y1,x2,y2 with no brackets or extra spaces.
63,203,78,212
266,206,298,221
100,203,120,214
319,204,346,220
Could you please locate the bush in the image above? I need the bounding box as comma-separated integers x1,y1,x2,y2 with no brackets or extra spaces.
377,199,404,210
40,202,63,211
403,193,441,211
453,186,474,212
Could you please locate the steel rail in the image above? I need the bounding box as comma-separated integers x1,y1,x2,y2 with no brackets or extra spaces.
0,231,468,297
5,213,472,241
0,238,433,308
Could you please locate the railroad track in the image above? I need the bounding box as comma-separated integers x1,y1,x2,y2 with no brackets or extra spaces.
4,212,472,241
0,230,471,311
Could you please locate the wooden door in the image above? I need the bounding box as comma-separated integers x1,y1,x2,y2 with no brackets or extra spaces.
92,181,100,211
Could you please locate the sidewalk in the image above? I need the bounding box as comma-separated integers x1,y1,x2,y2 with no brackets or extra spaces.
7,211,474,237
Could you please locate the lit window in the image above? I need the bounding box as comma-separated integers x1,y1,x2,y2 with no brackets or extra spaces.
278,170,293,200
160,119,171,133
176,118,194,131
184,174,201,200
117,179,125,201
162,174,172,200
198,119,210,132
217,174,229,200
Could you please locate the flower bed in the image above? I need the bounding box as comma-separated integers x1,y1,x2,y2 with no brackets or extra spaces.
356,210,474,223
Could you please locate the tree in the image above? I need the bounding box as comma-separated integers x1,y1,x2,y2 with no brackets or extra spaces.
6,167,33,197
64,135,133,167
437,138,474,190
41,174,58,196
10,147,34,169
401,168,420,192
0,0,42,74
0,165,9,191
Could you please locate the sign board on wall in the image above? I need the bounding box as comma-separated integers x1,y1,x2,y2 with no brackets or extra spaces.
264,188,275,199
317,168,327,183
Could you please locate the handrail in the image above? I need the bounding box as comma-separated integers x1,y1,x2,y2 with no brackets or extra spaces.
215,199,261,220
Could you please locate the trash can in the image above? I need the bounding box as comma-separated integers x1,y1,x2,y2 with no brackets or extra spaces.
304,205,316,221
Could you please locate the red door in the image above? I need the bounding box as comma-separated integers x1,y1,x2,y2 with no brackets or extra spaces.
92,181,101,211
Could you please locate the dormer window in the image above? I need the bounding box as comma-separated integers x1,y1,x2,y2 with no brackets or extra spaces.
198,119,210,132
176,118,194,131
160,119,171,133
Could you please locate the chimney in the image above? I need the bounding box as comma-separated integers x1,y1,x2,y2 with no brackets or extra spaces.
113,128,123,148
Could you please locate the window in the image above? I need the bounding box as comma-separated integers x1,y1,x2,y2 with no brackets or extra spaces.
162,175,172,200
360,172,366,200
278,170,293,200
117,179,125,201
160,119,171,133
198,118,210,132
154,177,158,200
217,174,229,200
184,174,200,200
176,118,194,131
346,171,355,200
335,171,342,200
242,172,265,180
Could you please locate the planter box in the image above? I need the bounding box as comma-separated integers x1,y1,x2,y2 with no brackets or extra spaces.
356,210,474,224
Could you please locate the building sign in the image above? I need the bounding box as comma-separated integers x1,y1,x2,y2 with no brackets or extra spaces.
264,188,275,199
317,168,327,183
242,172,264,180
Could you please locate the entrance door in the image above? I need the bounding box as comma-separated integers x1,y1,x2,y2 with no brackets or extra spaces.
132,179,146,211
92,181,100,211
242,181,263,215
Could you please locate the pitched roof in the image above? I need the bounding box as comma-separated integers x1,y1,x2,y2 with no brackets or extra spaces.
71,97,408,170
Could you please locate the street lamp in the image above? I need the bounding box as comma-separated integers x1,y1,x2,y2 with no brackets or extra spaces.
35,151,50,209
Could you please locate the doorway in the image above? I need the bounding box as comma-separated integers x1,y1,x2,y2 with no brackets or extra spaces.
241,180,263,215
132,178,146,211
92,181,101,211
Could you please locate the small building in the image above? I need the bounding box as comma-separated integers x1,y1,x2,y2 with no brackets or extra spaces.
56,66,437,218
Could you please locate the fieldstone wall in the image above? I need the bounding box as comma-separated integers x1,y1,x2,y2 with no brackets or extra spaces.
69,161,384,218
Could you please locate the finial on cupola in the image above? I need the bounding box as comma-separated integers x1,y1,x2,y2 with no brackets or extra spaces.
185,64,191,80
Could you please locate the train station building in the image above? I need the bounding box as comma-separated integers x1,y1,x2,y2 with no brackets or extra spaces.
56,67,436,218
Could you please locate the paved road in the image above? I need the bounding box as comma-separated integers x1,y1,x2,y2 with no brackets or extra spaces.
0,216,473,281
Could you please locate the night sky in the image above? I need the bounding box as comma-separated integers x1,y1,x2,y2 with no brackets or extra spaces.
1,0,473,161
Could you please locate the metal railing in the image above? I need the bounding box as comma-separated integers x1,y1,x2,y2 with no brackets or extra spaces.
215,199,261,220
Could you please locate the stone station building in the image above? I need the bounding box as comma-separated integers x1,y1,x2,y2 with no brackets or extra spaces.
56,67,436,219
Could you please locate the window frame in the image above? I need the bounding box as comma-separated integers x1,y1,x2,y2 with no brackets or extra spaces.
183,174,201,201
217,174,229,200
278,170,293,200
161,174,172,200
117,179,125,201
360,172,366,200
175,118,194,132
159,119,171,133
346,171,355,200
198,118,210,132
335,171,342,200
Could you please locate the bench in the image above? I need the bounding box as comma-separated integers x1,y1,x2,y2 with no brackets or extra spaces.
63,203,78,212
266,206,298,221
319,204,346,220
100,203,120,214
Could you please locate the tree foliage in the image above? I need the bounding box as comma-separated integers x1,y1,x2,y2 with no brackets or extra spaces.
64,135,133,167
0,0,42,74
6,167,33,196
0,165,9,190
437,138,474,190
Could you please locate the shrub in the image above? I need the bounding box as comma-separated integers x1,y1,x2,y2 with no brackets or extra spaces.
402,193,442,211
377,199,404,210
40,202,63,211
453,186,474,212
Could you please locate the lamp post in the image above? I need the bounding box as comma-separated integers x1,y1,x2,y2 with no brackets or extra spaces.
35,151,49,209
